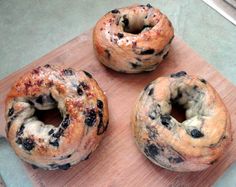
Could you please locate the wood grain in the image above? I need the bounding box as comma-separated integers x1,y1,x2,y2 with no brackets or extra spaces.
0,30,235,187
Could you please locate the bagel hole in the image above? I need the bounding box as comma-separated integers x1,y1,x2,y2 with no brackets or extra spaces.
122,16,153,34
35,108,63,127
170,103,186,123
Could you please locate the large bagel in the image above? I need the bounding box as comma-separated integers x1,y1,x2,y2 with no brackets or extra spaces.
5,65,109,170
132,71,232,172
93,4,174,73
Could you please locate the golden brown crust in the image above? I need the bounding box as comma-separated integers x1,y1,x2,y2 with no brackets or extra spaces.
93,4,174,73
131,71,232,172
5,65,109,170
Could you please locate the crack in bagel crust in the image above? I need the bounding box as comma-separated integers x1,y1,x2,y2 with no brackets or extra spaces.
93,4,174,73
131,72,232,172
5,65,109,170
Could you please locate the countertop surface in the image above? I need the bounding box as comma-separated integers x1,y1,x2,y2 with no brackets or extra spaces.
0,0,235,186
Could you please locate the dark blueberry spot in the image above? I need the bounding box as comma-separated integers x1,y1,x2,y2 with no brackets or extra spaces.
83,71,93,78
149,110,157,120
31,164,39,169
148,88,154,96
117,32,124,39
53,128,64,138
111,9,120,14
85,109,97,127
97,100,103,109
163,52,169,59
22,138,35,151
80,82,89,90
48,129,54,135
61,115,70,129
63,68,74,76
83,152,92,160
191,129,204,138
36,95,43,104
49,139,59,147
77,87,83,96
200,78,207,84
144,144,160,158
140,49,155,55
168,156,184,164
58,163,71,170
16,124,25,136
44,64,51,68
160,114,171,129
8,107,14,116
104,49,111,59
28,100,34,106
170,71,187,78
66,154,72,158
16,137,23,144
77,82,89,96
146,3,153,8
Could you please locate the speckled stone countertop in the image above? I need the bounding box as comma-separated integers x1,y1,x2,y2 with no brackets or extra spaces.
0,0,235,186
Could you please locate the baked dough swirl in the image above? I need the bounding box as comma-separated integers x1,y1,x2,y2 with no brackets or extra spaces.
131,71,232,171
93,4,174,73
5,65,109,170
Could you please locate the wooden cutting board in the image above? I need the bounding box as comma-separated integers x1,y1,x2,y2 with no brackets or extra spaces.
0,30,236,187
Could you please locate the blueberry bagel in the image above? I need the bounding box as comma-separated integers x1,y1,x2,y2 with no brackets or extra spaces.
131,71,232,172
93,4,174,73
5,65,109,170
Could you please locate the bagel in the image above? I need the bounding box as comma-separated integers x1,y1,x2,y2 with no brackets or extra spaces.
131,71,232,172
93,4,174,73
5,65,109,170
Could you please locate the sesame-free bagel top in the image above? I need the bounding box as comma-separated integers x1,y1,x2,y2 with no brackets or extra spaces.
93,4,174,73
132,71,232,172
5,65,109,170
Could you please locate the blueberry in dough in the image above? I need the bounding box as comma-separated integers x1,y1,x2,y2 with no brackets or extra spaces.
144,144,160,158
97,100,103,109
85,109,97,127
61,115,70,129
170,71,187,78
191,129,204,138
22,138,35,151
58,163,71,170
111,9,120,14
8,107,14,116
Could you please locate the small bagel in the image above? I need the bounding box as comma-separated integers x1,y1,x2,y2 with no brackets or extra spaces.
93,4,174,73
5,65,109,170
131,71,232,172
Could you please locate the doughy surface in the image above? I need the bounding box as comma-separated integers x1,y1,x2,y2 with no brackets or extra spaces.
93,4,174,73
5,65,109,170
132,71,232,172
